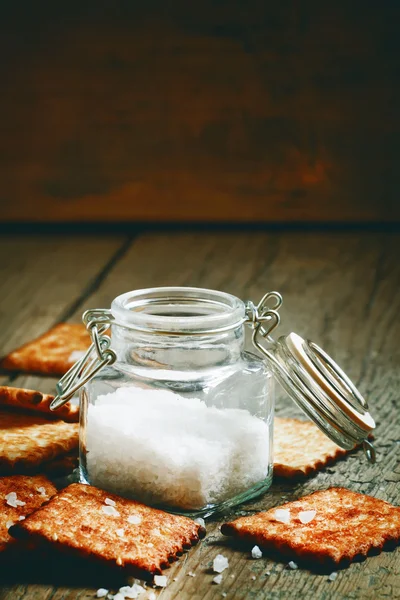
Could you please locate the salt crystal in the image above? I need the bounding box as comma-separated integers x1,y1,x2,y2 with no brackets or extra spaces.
105,498,116,506
116,528,125,538
288,561,298,570
194,517,206,528
18,516,25,521
154,575,168,588
127,514,142,525
6,520,14,530
222,594,227,598
298,510,316,524
148,593,156,600
5,492,26,508
213,554,229,573
36,487,46,495
119,583,145,598
265,571,271,576
96,590,109,598
86,387,271,510
187,571,196,577
251,575,256,580
274,509,290,524
69,350,86,363
213,574,223,584
328,572,338,582
102,505,120,517
113,594,125,600
251,545,262,559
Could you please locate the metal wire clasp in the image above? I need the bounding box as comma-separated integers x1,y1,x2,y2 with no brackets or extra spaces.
245,291,283,348
50,309,117,411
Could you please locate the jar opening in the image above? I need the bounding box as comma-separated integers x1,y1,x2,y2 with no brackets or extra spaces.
111,287,246,335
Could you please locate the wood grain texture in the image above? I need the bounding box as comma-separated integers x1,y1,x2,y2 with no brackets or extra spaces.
0,3,399,223
0,230,399,599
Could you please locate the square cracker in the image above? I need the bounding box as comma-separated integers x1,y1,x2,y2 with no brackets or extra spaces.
0,386,78,423
0,409,78,475
222,487,400,568
12,483,205,577
0,474,56,553
1,323,91,376
273,417,350,478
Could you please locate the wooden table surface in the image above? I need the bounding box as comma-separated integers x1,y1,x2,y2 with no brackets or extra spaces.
0,229,399,599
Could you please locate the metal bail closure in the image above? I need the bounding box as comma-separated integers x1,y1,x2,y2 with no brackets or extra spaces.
247,293,376,463
50,309,117,412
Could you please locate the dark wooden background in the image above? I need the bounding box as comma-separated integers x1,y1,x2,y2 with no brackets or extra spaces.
0,1,399,223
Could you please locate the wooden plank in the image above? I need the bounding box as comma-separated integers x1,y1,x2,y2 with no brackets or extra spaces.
0,4,399,223
1,231,400,599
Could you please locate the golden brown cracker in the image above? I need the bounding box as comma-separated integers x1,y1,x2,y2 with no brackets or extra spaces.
0,386,78,422
274,417,349,478
12,483,205,576
1,323,90,376
222,487,400,568
0,474,56,553
40,452,79,477
0,409,78,474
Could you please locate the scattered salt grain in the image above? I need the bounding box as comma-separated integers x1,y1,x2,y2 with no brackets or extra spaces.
154,575,168,588
86,387,271,509
298,510,316,525
194,517,206,528
230,574,235,579
113,594,125,600
328,572,338,582
213,574,223,585
148,593,156,600
127,514,142,525
213,554,229,573
288,561,298,570
265,571,271,576
173,577,178,582
105,498,116,507
96,590,109,598
251,545,262,559
116,528,125,538
274,509,290,524
6,520,14,530
187,571,196,577
250,575,256,580
18,516,25,521
36,487,46,496
102,505,120,517
222,594,227,598
119,583,145,598
5,492,26,508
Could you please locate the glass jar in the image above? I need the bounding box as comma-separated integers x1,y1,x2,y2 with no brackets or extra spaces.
52,286,376,518
80,287,274,517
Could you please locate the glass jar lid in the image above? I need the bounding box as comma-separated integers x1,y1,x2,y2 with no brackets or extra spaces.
50,287,376,462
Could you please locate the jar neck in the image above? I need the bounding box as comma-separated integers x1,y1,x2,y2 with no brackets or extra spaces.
109,287,247,370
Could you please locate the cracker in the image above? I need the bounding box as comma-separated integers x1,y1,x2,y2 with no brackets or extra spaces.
273,417,349,478
40,452,79,477
0,386,78,423
12,483,205,577
0,474,56,554
1,323,90,376
222,487,400,568
0,409,78,475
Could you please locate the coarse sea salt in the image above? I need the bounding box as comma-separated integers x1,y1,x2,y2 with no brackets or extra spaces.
298,510,316,524
105,498,116,506
96,589,109,598
154,575,168,588
102,505,120,517
86,387,270,510
213,574,223,585
116,528,125,538
213,554,229,573
251,545,262,559
194,517,206,529
36,487,46,496
6,520,14,530
5,492,26,508
127,514,142,525
288,561,298,570
274,509,290,524
118,583,145,598
328,572,338,582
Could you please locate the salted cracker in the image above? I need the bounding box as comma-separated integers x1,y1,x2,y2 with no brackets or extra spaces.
1,323,90,376
0,474,56,554
0,386,78,423
11,484,206,577
222,487,400,568
274,417,349,478
0,410,78,475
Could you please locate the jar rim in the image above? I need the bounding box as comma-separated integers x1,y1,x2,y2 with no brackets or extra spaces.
111,287,246,334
